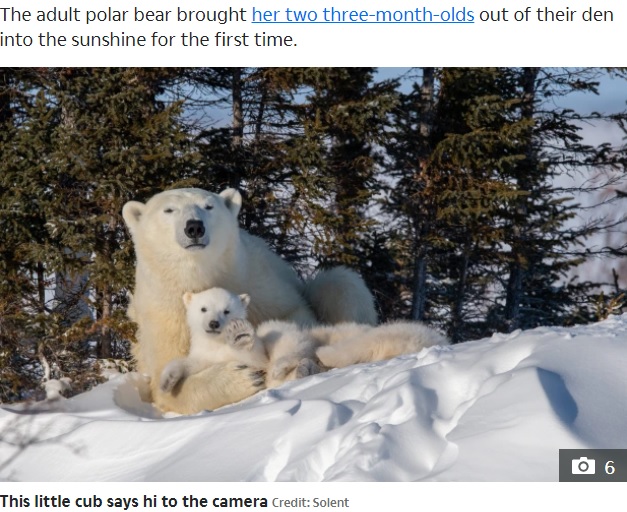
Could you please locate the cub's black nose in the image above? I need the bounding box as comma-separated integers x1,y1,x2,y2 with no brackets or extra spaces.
185,219,205,239
209,320,220,330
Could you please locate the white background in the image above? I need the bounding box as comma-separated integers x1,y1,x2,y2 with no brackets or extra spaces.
1,482,624,510
0,0,624,65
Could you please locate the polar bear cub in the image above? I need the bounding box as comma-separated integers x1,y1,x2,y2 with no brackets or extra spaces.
314,321,449,369
243,319,322,388
160,287,321,393
160,288,267,393
160,286,450,395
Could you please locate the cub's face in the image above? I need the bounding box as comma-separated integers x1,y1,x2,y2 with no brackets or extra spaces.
183,288,250,337
122,188,242,258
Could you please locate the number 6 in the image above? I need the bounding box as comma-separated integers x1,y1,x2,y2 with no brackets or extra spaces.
605,461,615,475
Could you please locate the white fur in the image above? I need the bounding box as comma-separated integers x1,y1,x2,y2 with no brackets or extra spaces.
305,267,378,326
160,287,448,397
249,319,448,378
159,289,268,394
315,321,450,368
161,288,321,391
243,318,449,383
255,320,321,388
123,187,376,413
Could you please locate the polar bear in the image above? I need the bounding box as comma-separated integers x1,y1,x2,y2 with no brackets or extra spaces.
313,321,450,368
192,288,448,386
159,289,268,394
159,288,321,393
209,316,449,391
230,318,323,388
230,318,450,376
159,286,448,405
122,187,377,414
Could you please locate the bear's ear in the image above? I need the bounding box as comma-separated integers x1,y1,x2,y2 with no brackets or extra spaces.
239,294,251,308
219,188,242,217
182,292,194,307
122,201,145,231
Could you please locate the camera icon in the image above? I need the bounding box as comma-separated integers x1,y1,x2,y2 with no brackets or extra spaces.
572,457,596,475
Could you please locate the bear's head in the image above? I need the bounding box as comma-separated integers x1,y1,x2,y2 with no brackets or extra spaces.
183,287,250,338
122,188,242,263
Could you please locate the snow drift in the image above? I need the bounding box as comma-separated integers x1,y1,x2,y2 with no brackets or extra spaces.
1,315,626,481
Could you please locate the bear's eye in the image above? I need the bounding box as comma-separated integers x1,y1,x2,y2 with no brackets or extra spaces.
224,309,230,315
204,204,213,210
164,208,174,214
201,307,207,313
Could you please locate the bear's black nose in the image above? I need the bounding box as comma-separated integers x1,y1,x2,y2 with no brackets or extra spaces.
209,320,220,330
185,219,205,239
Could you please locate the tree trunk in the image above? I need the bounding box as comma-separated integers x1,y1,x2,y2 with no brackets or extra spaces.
232,68,244,146
36,262,46,311
450,252,469,343
410,67,436,321
226,67,245,195
0,69,13,125
99,288,112,359
410,251,427,320
504,67,540,331
97,215,117,359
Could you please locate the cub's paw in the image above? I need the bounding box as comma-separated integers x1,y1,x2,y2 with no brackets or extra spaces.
235,364,267,389
270,356,300,381
295,358,322,379
225,319,256,350
160,361,186,393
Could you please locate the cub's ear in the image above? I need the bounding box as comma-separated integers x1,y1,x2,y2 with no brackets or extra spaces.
122,201,145,231
219,188,242,217
182,292,194,307
239,294,251,308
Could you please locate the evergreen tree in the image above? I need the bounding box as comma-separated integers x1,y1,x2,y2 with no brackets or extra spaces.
387,68,627,340
0,68,195,399
388,68,525,336
0,68,47,401
3,66,625,402
496,68,627,331
190,68,397,283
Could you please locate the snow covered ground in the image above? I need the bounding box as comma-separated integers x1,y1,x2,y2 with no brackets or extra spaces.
1,315,626,482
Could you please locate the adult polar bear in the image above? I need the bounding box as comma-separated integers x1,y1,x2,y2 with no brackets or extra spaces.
123,187,377,414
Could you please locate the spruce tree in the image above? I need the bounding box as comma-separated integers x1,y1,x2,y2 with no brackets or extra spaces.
387,67,627,339
497,68,627,331
0,68,195,399
189,68,397,284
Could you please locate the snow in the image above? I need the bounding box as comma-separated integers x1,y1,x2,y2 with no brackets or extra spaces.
1,315,626,482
